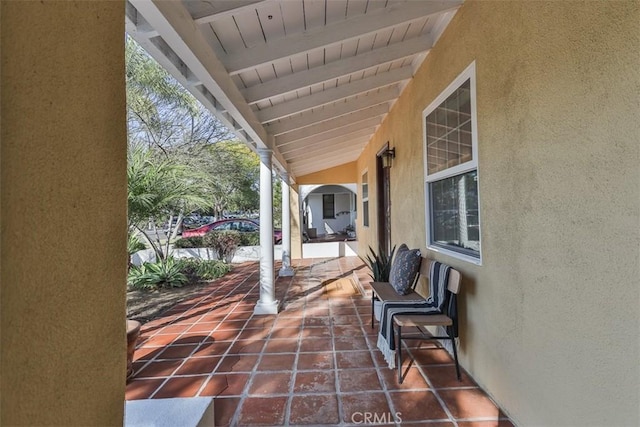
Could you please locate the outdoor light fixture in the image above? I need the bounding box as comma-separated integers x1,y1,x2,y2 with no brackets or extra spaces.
381,147,396,168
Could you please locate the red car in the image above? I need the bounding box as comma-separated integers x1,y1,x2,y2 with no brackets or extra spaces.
182,218,282,243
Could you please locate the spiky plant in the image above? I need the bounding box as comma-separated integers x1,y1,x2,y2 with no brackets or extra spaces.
363,245,397,282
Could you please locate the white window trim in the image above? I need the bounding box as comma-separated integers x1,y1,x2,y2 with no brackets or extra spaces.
361,169,369,228
422,61,482,265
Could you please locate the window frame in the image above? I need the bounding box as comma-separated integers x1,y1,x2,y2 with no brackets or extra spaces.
361,170,369,227
322,194,335,219
422,62,482,265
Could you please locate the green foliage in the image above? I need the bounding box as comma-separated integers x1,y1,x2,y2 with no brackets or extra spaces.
128,258,188,290
363,245,397,282
175,258,231,281
173,236,205,248
238,231,260,246
203,230,241,263
128,233,146,254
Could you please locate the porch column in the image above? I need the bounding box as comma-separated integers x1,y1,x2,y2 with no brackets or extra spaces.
255,148,278,314
279,173,294,277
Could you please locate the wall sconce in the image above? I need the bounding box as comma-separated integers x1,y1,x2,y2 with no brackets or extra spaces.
381,147,396,168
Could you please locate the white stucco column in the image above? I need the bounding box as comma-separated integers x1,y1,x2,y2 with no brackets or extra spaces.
254,149,278,315
278,173,294,277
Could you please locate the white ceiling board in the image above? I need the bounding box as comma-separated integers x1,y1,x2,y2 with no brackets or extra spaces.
127,0,462,181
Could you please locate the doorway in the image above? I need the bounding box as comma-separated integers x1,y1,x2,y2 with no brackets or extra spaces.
376,144,392,256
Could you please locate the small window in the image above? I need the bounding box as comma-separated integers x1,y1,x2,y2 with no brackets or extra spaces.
362,171,369,227
322,194,335,219
423,62,481,264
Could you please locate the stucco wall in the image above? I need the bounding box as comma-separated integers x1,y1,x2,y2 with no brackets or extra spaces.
1,1,127,425
357,1,639,426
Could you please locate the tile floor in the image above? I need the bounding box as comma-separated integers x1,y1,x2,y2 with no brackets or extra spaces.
127,257,514,426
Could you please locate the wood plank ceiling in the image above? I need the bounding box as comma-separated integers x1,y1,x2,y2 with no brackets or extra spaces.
126,0,462,181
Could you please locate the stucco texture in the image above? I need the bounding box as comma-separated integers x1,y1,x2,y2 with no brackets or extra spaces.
1,1,127,425
357,1,639,426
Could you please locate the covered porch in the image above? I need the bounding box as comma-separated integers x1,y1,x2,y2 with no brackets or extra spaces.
126,257,513,426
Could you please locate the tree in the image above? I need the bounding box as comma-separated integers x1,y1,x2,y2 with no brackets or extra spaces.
126,36,233,153
127,148,210,261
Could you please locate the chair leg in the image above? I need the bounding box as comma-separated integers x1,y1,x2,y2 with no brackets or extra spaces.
396,324,403,384
450,335,461,381
371,295,375,329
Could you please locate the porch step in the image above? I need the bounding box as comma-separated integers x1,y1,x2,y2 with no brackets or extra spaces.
125,397,214,427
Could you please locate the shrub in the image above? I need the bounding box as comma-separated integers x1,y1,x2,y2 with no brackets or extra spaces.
127,257,188,290
127,233,146,254
174,236,205,248
175,258,232,281
238,231,260,246
203,230,241,263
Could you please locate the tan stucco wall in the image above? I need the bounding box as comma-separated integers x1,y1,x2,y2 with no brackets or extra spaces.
1,1,127,425
296,161,358,184
357,1,640,426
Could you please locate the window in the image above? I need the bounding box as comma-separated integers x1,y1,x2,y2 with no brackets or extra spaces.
423,62,481,264
362,171,369,227
322,194,335,219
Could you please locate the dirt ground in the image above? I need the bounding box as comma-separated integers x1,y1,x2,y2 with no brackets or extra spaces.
126,281,212,324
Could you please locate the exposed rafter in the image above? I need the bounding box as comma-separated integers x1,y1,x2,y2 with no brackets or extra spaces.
126,0,461,177
242,35,432,104
221,1,461,75
265,90,394,135
256,68,409,123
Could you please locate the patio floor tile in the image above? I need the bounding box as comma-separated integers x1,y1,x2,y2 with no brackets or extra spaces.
289,393,340,425
237,396,287,426
126,257,514,426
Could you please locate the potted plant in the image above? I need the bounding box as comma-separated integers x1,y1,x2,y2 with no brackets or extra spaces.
363,245,396,322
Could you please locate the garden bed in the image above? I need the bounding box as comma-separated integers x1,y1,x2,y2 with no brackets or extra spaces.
126,281,212,324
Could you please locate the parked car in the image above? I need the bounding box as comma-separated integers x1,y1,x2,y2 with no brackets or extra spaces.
182,218,282,243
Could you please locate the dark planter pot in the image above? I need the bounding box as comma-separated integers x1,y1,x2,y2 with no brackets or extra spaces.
126,319,141,380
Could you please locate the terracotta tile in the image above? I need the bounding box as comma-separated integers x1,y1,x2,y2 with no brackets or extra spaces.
303,316,331,326
338,368,382,392
304,306,330,316
248,371,293,395
264,338,299,353
136,360,182,378
186,321,218,333
332,314,361,325
274,317,303,328
228,340,266,354
301,326,332,338
218,355,259,372
213,397,240,426
191,341,232,357
245,316,276,329
297,352,334,370
201,373,250,397
216,320,247,331
457,421,515,427
299,337,332,352
411,348,455,365
238,328,269,341
439,388,502,419
334,336,369,351
257,354,296,371
158,323,191,334
293,371,336,393
289,394,340,425
125,378,165,400
142,334,180,347
174,333,211,345
153,375,208,398
333,324,365,336
156,344,198,360
336,351,375,369
238,396,287,426
175,356,220,375
133,346,161,361
423,365,476,388
388,390,449,421
340,392,391,424
379,366,430,390
269,326,301,339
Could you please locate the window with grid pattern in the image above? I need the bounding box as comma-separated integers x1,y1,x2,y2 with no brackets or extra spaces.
423,63,482,264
